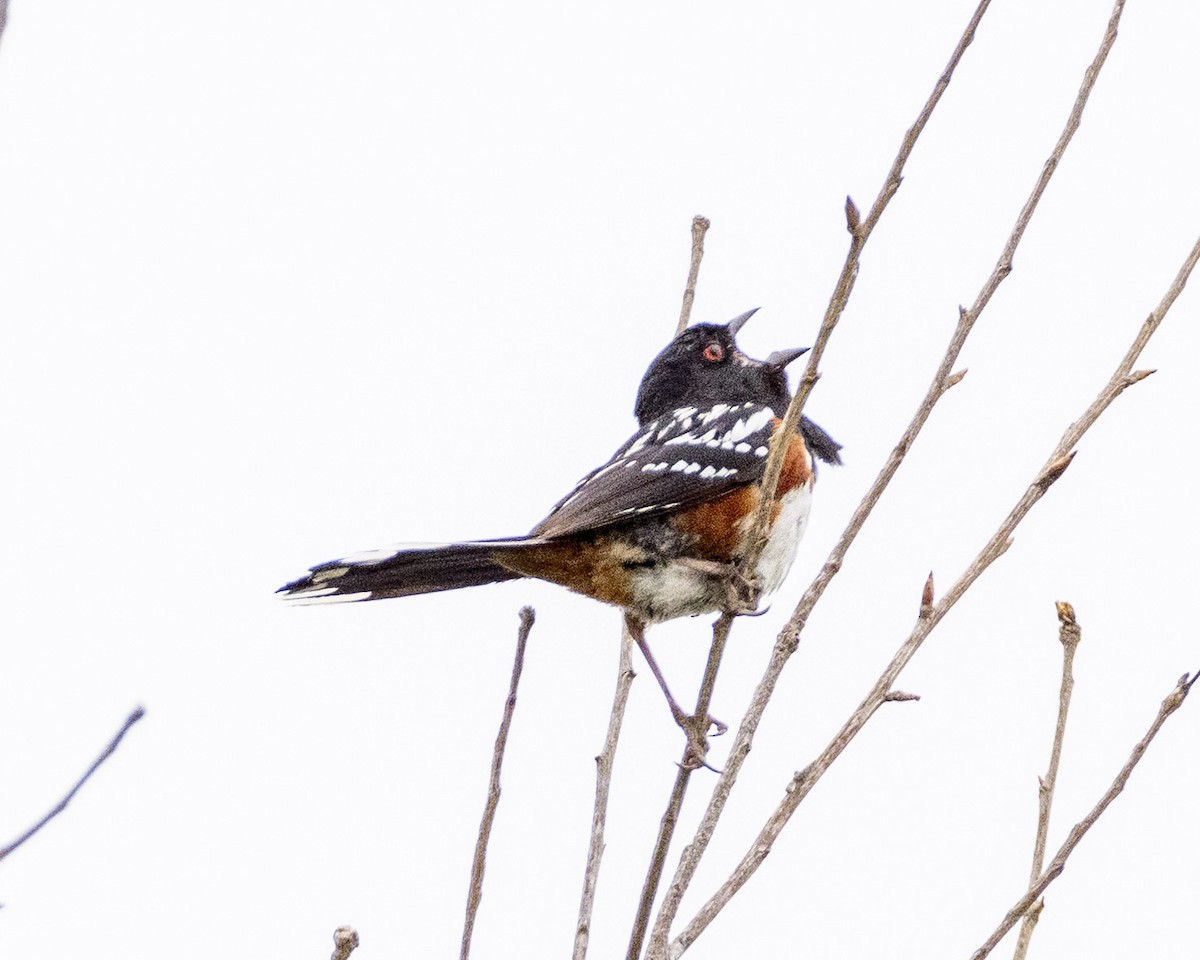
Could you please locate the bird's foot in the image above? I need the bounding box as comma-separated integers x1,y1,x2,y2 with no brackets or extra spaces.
675,711,728,772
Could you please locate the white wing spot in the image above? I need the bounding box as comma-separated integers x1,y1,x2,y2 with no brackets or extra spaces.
669,460,691,472
683,462,701,474
735,442,752,454
699,465,717,479
664,431,698,446
716,467,739,479
726,408,774,442
697,403,730,424
755,445,769,457
627,423,658,455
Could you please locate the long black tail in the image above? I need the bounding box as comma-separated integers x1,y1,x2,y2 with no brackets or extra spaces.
278,539,541,604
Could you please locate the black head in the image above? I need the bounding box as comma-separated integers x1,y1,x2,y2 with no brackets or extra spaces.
633,309,809,425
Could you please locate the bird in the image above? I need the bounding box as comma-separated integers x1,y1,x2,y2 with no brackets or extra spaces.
279,309,840,758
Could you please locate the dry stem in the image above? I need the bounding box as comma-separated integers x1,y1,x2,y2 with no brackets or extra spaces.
970,671,1198,960
573,626,636,960
626,616,734,960
330,926,360,960
460,607,535,960
0,705,145,862
676,216,711,336
652,0,1176,945
667,223,1200,956
644,0,1002,950
1012,602,1083,960
579,213,715,960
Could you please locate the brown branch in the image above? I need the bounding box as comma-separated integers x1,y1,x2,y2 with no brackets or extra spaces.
460,606,535,960
676,216,711,336
330,926,360,960
646,2,1136,951
1012,602,1083,960
614,215,723,959
573,626,636,960
745,0,996,566
970,671,1198,960
668,223,1200,956
642,1,998,952
0,706,145,862
626,615,734,960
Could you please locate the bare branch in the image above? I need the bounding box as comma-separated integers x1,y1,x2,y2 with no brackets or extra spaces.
573,628,635,960
670,222,1198,957
744,0,997,568
669,223,1199,956
643,0,995,950
648,3,1140,951
1012,602,1083,960
0,706,145,862
626,614,735,960
675,216,711,336
460,607,535,960
971,671,1196,960
330,926,360,960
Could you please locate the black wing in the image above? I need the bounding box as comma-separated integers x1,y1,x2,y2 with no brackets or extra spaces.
532,402,781,539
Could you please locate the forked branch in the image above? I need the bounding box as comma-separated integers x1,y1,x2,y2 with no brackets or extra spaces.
1012,602,1083,959
667,227,1200,956
970,671,1198,960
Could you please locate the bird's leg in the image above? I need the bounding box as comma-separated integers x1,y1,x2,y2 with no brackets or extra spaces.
625,614,724,768
722,563,763,617
675,557,764,617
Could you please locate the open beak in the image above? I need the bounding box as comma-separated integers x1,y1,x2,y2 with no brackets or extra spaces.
725,307,760,338
765,346,810,370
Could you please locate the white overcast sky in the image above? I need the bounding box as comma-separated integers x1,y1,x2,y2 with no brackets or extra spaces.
1,2,1197,958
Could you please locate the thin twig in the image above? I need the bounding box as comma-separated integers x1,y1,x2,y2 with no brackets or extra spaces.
0,706,145,862
745,0,996,565
668,225,1200,956
626,616,734,960
676,216,711,336
623,218,723,957
644,1,999,951
573,625,636,960
970,671,1198,960
1013,602,1083,960
330,926,360,960
460,606,535,960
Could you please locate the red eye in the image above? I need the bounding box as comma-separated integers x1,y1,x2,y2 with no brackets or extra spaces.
702,342,725,362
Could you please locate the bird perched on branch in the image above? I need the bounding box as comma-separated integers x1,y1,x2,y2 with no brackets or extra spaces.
280,309,840,757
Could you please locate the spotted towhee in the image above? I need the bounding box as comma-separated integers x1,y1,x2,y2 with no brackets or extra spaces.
280,309,840,747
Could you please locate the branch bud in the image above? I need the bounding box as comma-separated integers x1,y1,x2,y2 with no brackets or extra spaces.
919,571,935,618
845,196,861,235
1037,452,1076,489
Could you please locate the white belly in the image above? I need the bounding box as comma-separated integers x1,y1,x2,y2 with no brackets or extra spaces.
626,480,814,622
753,482,813,594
